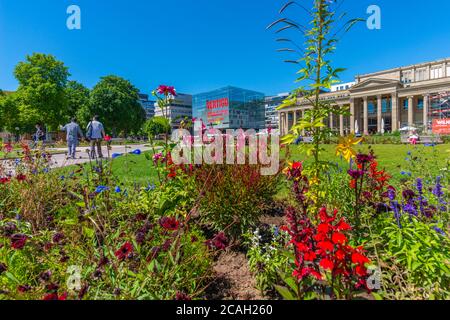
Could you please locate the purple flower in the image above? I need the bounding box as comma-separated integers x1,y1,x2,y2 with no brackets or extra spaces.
347,169,365,179
402,189,416,200
391,201,402,228
356,153,374,164
403,202,418,217
433,176,444,198
416,178,423,195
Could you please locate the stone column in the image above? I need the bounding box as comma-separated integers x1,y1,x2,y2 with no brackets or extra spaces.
391,93,399,132
293,110,297,127
350,98,355,133
329,112,334,130
301,110,306,135
339,114,344,136
363,96,369,135
408,96,414,126
423,94,429,134
377,95,383,133
279,112,283,134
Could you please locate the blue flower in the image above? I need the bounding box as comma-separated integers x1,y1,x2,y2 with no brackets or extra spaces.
407,151,412,156
95,186,109,194
433,176,444,198
115,186,122,193
145,184,156,192
433,226,446,236
416,178,423,195
60,176,65,181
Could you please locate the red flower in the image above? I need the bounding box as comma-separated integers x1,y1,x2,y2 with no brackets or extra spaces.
336,219,352,231
42,292,67,300
317,241,334,252
11,234,27,250
292,162,302,170
16,174,27,182
157,85,177,97
296,242,309,252
335,249,346,261
104,135,112,142
3,143,13,153
355,265,368,277
294,267,323,281
317,223,330,234
115,242,133,261
0,177,11,184
159,217,180,231
304,251,317,262
318,207,336,223
331,232,348,244
320,258,334,270
206,232,228,251
17,285,31,293
351,252,370,265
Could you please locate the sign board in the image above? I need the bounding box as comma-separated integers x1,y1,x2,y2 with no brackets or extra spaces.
432,118,450,134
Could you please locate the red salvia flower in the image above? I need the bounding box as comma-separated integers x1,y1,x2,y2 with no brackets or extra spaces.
115,242,133,261
331,232,348,245
159,217,180,231
320,258,334,270
11,234,27,250
16,174,27,182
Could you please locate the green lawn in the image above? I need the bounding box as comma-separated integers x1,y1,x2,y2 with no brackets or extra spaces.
61,144,450,192
288,144,450,180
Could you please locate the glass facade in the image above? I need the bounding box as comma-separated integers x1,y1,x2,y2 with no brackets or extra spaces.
192,86,265,130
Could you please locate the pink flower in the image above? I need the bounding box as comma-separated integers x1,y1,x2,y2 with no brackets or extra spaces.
157,85,177,97
3,143,13,153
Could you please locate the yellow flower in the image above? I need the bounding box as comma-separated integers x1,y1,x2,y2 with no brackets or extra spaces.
336,134,363,163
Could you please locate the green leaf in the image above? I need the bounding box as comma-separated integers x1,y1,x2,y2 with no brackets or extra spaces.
274,285,296,300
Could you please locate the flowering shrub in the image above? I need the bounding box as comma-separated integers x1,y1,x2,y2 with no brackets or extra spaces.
276,205,371,300
192,163,280,240
244,225,290,295
0,144,214,300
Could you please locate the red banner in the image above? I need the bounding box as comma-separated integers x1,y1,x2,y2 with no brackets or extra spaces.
432,118,450,134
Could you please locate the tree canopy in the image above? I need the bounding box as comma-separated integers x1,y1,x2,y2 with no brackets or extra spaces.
13,53,70,130
85,75,146,136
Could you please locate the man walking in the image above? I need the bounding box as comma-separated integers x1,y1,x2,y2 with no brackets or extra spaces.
33,123,45,149
86,115,106,159
61,118,84,159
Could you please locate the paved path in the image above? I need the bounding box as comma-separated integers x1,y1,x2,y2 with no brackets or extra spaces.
48,144,153,168
0,144,154,174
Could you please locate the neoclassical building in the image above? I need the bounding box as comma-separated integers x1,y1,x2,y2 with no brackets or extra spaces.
279,58,450,135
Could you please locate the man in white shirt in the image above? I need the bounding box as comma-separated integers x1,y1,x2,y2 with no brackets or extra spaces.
86,115,106,159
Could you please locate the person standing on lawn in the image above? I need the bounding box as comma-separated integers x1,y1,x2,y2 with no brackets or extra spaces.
86,115,106,159
61,118,84,159
33,123,46,149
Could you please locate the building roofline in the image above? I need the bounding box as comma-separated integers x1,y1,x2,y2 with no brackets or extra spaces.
193,86,265,97
357,57,450,79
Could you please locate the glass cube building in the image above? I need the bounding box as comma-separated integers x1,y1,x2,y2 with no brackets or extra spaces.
192,86,265,130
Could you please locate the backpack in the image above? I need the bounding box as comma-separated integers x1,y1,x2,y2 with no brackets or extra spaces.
86,122,93,140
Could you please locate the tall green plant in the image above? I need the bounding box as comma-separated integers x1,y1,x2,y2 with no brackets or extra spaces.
268,0,362,205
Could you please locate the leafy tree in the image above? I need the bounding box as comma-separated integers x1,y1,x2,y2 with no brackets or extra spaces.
143,116,171,137
65,80,90,124
14,53,70,131
0,92,21,132
86,75,146,136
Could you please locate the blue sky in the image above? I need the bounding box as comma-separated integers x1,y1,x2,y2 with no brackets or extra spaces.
1,0,450,96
